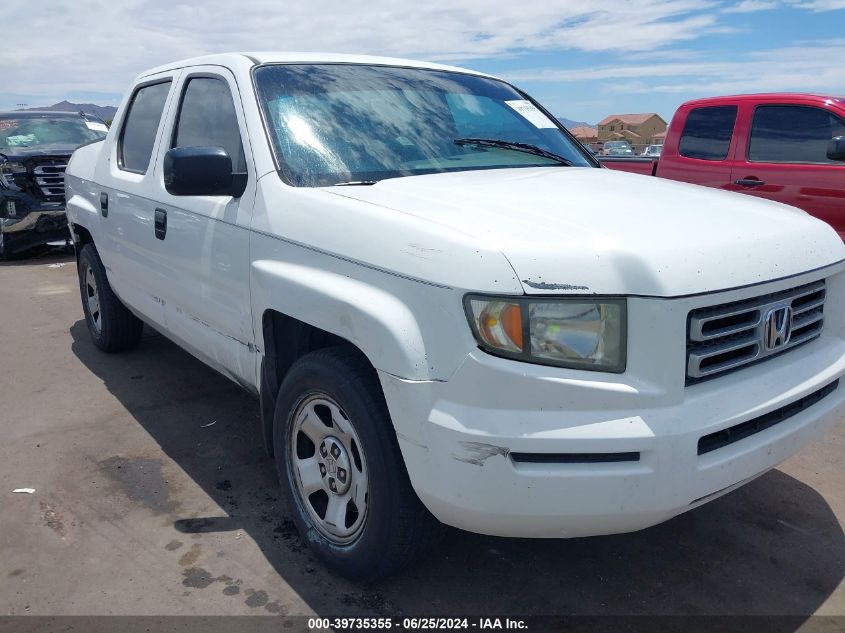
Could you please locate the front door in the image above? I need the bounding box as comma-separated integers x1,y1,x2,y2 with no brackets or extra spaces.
148,67,258,388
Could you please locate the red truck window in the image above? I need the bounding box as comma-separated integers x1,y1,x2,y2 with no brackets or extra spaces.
749,105,845,165
679,106,738,161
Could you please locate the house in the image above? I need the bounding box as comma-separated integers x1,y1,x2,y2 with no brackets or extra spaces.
596,113,667,151
569,126,598,145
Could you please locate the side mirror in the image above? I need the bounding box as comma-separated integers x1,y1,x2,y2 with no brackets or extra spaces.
164,146,245,197
828,136,845,161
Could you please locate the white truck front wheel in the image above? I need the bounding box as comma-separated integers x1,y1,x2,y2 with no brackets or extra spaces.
273,346,443,580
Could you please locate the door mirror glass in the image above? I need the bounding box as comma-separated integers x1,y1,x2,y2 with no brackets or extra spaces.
828,136,845,161
163,146,242,196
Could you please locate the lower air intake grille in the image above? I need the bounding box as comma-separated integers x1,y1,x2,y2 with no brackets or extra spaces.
510,452,640,464
698,379,838,455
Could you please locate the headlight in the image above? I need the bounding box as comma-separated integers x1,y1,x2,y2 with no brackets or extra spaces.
465,295,626,372
0,161,26,188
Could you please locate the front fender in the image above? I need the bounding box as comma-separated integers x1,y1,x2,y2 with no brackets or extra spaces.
252,258,453,381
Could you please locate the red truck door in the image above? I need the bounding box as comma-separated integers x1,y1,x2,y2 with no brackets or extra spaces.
728,101,845,237
657,104,739,190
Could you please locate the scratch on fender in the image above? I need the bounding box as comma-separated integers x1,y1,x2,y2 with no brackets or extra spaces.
396,432,429,451
453,441,510,466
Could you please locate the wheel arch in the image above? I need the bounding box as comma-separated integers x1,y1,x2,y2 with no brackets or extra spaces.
70,223,94,261
259,309,378,457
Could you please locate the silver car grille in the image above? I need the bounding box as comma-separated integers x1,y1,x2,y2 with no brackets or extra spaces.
686,280,825,384
32,160,68,200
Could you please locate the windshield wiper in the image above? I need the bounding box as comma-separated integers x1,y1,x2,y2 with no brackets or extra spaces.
333,180,378,186
454,138,573,166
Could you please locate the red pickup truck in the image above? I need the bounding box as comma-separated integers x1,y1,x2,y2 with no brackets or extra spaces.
600,94,845,237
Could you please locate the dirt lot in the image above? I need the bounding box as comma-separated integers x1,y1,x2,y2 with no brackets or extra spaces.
1,249,844,624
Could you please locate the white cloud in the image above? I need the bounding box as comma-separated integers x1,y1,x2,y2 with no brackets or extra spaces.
786,0,845,9
505,40,845,96
723,0,780,12
2,0,843,110
723,0,845,10
1,0,726,105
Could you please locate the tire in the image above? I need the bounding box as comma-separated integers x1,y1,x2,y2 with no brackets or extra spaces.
274,346,442,580
77,243,143,352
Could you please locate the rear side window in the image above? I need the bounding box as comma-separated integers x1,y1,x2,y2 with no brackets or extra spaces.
172,77,246,172
679,106,738,161
118,81,172,173
749,105,845,164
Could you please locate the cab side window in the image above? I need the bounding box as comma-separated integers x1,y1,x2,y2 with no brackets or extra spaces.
749,105,845,164
679,105,738,161
172,77,246,172
119,81,172,173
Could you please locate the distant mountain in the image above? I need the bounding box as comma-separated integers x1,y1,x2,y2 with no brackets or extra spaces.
557,116,595,129
21,100,117,121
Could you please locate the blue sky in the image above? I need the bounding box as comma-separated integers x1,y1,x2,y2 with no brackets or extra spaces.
2,0,844,124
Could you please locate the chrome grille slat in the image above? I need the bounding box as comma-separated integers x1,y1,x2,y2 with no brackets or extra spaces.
792,295,825,315
689,311,761,341
686,279,826,384
31,160,67,200
793,311,823,328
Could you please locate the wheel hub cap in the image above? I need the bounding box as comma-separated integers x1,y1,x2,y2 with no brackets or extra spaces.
289,394,368,544
319,437,351,495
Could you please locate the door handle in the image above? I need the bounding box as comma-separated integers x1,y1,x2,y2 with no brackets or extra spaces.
154,208,167,240
100,192,109,217
734,178,766,187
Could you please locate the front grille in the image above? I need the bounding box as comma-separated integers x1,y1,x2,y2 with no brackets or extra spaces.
32,159,68,202
698,379,838,454
686,280,825,384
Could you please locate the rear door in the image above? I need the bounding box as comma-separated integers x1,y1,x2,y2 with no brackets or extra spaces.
98,72,179,328
150,66,258,388
728,102,845,237
657,104,739,190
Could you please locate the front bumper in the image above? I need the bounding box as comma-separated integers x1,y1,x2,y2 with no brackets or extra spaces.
379,264,845,538
0,190,68,255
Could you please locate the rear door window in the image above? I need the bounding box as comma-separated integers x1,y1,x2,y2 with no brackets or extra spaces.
172,77,246,172
679,106,738,161
118,81,172,173
749,105,845,164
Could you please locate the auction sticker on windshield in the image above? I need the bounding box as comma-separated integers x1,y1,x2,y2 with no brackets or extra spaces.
504,100,557,128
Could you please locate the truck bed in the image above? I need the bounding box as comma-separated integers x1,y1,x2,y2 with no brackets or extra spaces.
596,156,657,176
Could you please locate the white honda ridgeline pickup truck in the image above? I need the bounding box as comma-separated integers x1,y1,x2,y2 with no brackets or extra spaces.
65,53,845,580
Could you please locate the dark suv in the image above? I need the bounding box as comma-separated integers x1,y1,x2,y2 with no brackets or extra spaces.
0,111,108,258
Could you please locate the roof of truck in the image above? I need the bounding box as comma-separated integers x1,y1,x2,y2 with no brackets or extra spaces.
681,93,843,106
139,52,494,79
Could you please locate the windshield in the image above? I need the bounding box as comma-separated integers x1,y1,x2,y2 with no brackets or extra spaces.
0,114,107,152
254,64,593,187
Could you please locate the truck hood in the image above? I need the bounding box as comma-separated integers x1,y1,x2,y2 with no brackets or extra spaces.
325,167,845,296
0,148,74,161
